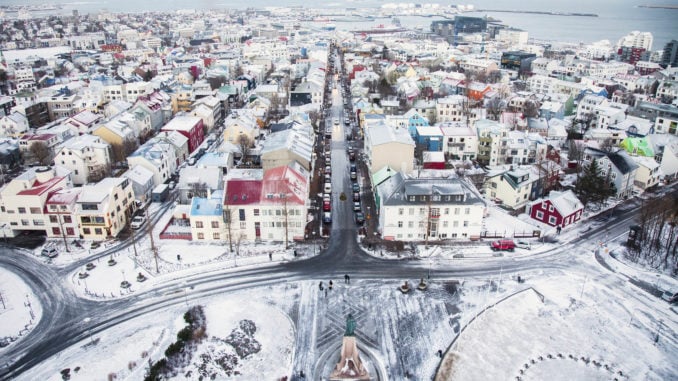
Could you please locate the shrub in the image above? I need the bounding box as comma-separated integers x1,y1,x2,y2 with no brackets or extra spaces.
177,326,193,342
165,341,185,357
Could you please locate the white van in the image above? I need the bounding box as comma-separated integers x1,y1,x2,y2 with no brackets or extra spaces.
324,182,332,193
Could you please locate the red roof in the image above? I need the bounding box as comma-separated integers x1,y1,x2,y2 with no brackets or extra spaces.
225,180,262,205
17,176,64,196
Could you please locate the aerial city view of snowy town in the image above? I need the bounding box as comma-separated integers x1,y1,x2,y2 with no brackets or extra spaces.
0,1,676,380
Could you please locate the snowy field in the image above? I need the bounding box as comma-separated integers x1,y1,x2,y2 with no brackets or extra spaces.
440,268,677,381
0,268,42,349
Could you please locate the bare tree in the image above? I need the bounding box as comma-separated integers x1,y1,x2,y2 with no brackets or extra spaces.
599,138,617,153
119,137,139,162
28,142,52,165
522,99,540,118
484,97,505,121
87,162,111,183
237,134,251,162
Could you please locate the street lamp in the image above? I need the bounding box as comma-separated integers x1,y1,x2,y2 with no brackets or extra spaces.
312,231,317,255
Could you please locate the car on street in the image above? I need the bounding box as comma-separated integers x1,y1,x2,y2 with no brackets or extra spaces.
324,182,332,193
491,240,516,252
323,212,332,224
353,201,361,212
352,183,360,192
131,216,147,230
349,151,355,161
41,247,58,258
350,171,357,180
354,212,365,225
325,165,332,175
515,240,532,250
323,200,331,211
353,192,360,202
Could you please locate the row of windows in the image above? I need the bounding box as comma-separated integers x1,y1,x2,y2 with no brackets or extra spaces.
397,207,470,215
395,232,468,239
395,220,469,228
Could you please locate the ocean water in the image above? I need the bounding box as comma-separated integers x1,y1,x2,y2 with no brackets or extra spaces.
2,0,676,49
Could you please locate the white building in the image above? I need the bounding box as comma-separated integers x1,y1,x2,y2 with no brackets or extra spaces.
375,172,486,241
53,135,112,186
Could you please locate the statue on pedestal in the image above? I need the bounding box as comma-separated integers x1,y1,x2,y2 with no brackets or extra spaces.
329,314,370,380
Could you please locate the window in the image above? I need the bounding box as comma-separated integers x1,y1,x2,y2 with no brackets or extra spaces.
18,207,26,214
30,207,41,214
465,208,470,215
408,221,414,228
213,232,220,239
453,221,459,227
94,228,102,235
83,228,91,234
196,221,204,228
52,227,60,235
463,221,468,227
444,208,449,215
253,209,260,216
536,210,544,219
409,208,414,215
198,232,204,239
239,209,246,221
49,215,58,223
240,222,246,229
443,221,449,228
398,221,403,228
548,205,554,212
454,208,460,215
398,208,404,215
211,221,219,228
419,208,426,215
548,216,557,225
64,216,72,223
66,227,75,235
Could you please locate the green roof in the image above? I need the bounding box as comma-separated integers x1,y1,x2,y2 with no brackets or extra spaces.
620,137,654,157
372,166,396,188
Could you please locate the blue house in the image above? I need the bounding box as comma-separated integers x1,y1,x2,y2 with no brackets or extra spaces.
405,110,430,138
415,126,443,151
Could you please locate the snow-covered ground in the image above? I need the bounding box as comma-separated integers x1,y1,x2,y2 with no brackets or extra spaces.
15,258,677,380
0,268,42,349
16,285,296,381
441,269,677,381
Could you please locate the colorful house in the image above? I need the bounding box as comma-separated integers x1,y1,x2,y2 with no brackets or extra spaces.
619,137,654,157
527,190,584,228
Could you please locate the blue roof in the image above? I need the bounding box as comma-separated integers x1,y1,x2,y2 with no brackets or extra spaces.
190,196,223,216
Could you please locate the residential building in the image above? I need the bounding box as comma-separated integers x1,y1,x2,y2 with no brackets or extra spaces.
484,166,537,209
583,148,639,198
122,164,155,204
0,111,30,138
53,135,112,185
45,187,82,239
526,190,584,228
475,119,508,166
0,167,72,237
190,191,225,241
364,123,415,175
75,177,135,240
127,142,177,186
160,115,205,153
439,122,478,161
260,124,314,171
375,172,486,241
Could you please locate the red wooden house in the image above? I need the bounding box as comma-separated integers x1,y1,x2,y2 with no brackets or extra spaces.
527,190,584,228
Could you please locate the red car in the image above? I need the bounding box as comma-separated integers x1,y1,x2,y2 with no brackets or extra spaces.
491,240,515,252
323,200,331,211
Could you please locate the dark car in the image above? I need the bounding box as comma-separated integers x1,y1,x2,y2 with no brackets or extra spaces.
355,212,365,225
349,152,356,161
323,212,332,224
353,192,360,202
41,247,58,258
350,171,357,181
352,183,360,192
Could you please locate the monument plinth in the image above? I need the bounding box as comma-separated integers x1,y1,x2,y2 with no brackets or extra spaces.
329,314,370,380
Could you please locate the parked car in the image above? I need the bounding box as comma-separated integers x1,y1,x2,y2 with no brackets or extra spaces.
323,212,332,224
353,192,360,202
350,171,357,180
353,201,361,212
515,240,532,250
324,182,332,193
352,183,360,192
350,164,357,172
355,212,365,225
323,200,331,211
41,247,58,258
491,240,516,252
325,165,332,175
130,216,146,230
349,151,356,161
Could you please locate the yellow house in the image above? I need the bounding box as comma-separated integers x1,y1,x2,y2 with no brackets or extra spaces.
223,114,258,147
91,118,137,162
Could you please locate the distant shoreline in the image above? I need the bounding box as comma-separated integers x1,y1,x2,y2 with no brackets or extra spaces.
638,4,678,9
476,9,598,17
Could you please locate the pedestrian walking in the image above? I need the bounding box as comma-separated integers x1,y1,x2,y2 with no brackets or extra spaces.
329,280,333,290
269,252,272,261
437,349,443,358
319,281,324,291
344,274,349,284
325,288,328,297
